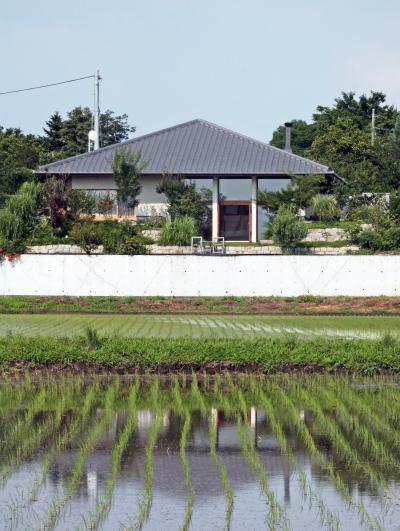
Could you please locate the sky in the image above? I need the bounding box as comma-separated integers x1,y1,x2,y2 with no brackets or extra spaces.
1,0,400,143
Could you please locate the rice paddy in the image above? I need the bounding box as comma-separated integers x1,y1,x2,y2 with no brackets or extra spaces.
0,313,400,339
1,374,400,530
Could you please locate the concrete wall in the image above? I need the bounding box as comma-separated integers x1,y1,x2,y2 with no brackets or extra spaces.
0,255,398,296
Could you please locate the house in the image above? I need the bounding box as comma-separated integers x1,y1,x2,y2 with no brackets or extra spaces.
36,119,336,242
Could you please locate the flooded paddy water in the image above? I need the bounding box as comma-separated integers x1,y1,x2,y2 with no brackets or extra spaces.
1,374,400,530
0,313,400,340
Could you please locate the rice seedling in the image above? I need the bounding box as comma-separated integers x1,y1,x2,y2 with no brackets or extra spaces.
82,381,139,530
179,407,194,531
131,413,163,530
0,381,73,486
41,379,119,530
27,380,99,505
255,384,341,531
209,412,234,530
234,388,289,531
316,386,398,478
278,382,384,529
190,373,207,414
236,415,288,531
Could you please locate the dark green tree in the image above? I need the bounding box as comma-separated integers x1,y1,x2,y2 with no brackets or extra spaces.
57,106,136,157
270,120,316,156
100,110,136,146
43,111,64,152
257,174,327,213
112,148,146,210
0,128,44,202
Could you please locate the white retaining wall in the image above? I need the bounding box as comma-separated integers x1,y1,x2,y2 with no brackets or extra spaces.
0,254,398,297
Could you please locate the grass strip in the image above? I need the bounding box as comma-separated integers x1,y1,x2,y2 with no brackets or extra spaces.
1,335,400,374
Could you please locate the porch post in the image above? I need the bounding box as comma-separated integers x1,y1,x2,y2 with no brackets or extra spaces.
251,176,258,242
212,176,219,240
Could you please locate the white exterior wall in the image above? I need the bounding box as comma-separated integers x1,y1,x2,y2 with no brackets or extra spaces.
0,255,398,297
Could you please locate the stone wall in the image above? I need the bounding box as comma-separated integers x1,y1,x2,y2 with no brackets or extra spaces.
27,245,104,255
303,228,347,242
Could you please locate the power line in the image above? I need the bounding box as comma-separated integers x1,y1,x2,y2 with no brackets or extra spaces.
0,74,95,96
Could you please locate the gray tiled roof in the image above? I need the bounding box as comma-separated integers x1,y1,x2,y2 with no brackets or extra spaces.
37,119,333,176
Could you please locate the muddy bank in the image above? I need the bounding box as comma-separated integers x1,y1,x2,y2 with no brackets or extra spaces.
1,295,400,315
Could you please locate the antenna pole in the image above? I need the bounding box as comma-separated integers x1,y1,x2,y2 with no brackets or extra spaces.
371,108,376,146
94,70,101,150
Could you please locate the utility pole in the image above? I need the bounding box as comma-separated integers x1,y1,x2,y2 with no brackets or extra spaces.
371,108,376,146
94,70,101,150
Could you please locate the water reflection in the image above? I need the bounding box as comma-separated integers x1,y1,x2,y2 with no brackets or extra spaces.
0,375,399,530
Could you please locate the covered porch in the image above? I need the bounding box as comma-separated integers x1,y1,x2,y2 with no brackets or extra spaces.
195,176,291,243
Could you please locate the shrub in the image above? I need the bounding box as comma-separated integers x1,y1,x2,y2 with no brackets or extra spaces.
68,189,96,220
70,222,101,254
310,194,340,222
350,225,400,252
268,206,307,248
70,219,150,255
346,195,391,229
97,194,115,217
95,220,136,253
159,216,197,246
0,181,43,242
389,191,400,224
121,235,149,255
25,218,58,246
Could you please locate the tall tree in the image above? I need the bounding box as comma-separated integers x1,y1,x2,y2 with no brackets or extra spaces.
112,148,146,210
0,128,44,202
100,110,136,146
269,91,400,198
52,106,136,157
60,106,93,157
43,111,64,152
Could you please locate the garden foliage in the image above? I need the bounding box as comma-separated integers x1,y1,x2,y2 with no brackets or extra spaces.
267,206,307,248
159,216,198,246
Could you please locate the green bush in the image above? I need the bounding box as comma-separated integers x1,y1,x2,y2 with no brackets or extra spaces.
70,220,151,255
0,182,43,241
25,218,60,246
268,206,307,248
346,196,391,229
70,222,101,254
310,194,340,221
95,220,136,253
159,216,197,246
351,226,400,252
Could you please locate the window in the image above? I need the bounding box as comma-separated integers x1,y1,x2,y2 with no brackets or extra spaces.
219,179,251,201
257,178,291,239
86,190,118,216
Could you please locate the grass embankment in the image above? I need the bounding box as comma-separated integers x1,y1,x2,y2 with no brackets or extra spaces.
1,335,400,374
1,295,400,315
